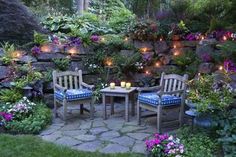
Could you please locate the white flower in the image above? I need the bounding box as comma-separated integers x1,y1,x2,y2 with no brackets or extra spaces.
168,135,174,141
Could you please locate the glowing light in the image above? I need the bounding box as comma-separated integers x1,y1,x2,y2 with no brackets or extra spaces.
160,38,163,41
145,70,150,75
105,58,113,67
101,37,105,42
141,47,148,53
219,66,223,71
174,51,180,56
173,45,177,49
155,62,161,67
124,37,128,41
223,36,227,41
201,36,205,40
68,47,78,55
12,50,22,59
40,45,51,53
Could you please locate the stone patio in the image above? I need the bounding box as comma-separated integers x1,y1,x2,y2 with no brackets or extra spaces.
39,102,179,154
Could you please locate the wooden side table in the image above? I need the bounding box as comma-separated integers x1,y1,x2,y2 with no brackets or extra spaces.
100,86,137,122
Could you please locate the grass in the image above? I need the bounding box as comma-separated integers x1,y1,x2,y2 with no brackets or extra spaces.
0,134,143,157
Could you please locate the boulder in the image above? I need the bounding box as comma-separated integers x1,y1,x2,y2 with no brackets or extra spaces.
0,0,43,44
154,41,169,54
32,62,55,71
198,63,214,74
134,40,153,50
36,52,66,61
0,66,9,80
196,39,217,58
19,55,37,63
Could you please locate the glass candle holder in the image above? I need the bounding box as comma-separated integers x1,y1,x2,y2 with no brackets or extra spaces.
120,81,126,88
110,83,115,89
126,82,131,90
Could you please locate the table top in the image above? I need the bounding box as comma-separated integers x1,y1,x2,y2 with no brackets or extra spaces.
100,86,137,94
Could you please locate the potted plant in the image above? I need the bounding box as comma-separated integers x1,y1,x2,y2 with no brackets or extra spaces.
187,74,235,127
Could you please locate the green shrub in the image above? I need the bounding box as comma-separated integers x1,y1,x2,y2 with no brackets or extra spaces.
52,58,70,71
177,127,218,157
5,103,52,134
0,89,23,104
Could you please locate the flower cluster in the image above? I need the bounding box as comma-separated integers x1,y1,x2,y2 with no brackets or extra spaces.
7,97,36,120
90,35,100,43
0,112,13,126
135,62,144,70
31,46,41,56
146,134,184,157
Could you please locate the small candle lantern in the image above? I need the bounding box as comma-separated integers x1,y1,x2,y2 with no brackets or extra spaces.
68,47,78,55
12,50,22,60
223,36,227,41
40,44,52,53
160,38,163,41
105,58,113,67
174,51,180,56
110,82,115,89
141,47,148,53
173,45,177,49
125,82,131,90
155,61,161,67
145,70,150,75
120,81,126,88
219,66,223,71
124,37,128,41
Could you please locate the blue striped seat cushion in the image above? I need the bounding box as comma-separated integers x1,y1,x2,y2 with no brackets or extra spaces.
55,89,92,101
138,92,181,106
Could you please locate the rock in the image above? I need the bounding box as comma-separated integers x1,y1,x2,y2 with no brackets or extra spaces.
159,55,171,65
36,53,66,61
134,40,153,50
41,131,62,142
100,144,129,154
100,131,120,140
32,62,55,71
110,136,135,147
63,130,87,136
132,142,146,154
0,66,9,80
19,55,37,63
0,0,43,44
196,39,217,58
90,127,109,135
75,141,102,152
198,63,214,74
69,61,84,72
154,41,169,54
92,120,105,128
170,47,193,55
127,133,150,140
43,94,54,108
55,136,81,147
75,134,96,142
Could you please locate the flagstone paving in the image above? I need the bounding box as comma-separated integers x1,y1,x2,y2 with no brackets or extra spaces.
39,103,177,154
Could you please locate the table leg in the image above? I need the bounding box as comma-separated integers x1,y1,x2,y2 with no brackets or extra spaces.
131,93,135,116
110,96,114,115
103,94,107,120
125,94,129,122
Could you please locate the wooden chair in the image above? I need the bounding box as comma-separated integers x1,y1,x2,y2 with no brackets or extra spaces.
137,72,188,133
53,69,95,120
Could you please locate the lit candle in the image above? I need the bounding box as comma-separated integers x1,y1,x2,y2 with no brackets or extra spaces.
124,37,128,41
68,47,78,55
141,47,148,53
201,36,205,40
101,37,105,42
173,45,177,49
145,70,150,75
155,62,161,67
174,51,180,56
125,82,131,90
40,45,51,53
110,83,115,89
219,66,223,71
223,36,227,41
160,38,163,41
120,81,126,88
12,50,22,59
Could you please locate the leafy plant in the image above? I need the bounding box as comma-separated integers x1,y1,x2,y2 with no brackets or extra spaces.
215,41,236,63
52,58,70,71
213,109,236,157
0,89,22,104
0,42,16,64
5,102,52,134
33,31,48,45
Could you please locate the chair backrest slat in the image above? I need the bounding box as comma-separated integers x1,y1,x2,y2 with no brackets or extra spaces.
69,75,73,89
160,72,188,97
53,70,84,90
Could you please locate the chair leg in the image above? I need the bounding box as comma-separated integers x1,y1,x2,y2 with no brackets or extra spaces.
157,105,162,133
80,104,84,114
137,101,141,125
90,98,95,120
63,99,67,121
179,104,184,127
53,98,58,118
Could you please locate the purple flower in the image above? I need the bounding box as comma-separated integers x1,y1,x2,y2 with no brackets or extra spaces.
90,35,100,42
0,112,13,122
52,36,60,45
31,46,41,56
142,53,152,62
224,60,236,73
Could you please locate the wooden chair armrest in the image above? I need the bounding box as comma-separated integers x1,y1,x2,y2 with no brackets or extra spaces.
137,86,162,92
81,82,95,90
55,84,67,93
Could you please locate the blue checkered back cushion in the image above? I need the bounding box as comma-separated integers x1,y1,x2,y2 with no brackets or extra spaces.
138,92,181,106
55,89,92,101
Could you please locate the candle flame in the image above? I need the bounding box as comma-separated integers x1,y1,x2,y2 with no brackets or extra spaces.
68,47,78,55
219,66,223,71
160,38,163,41
223,36,227,41
173,45,177,49
155,62,161,67
40,45,51,53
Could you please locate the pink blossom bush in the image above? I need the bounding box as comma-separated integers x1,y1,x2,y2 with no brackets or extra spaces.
146,134,184,157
